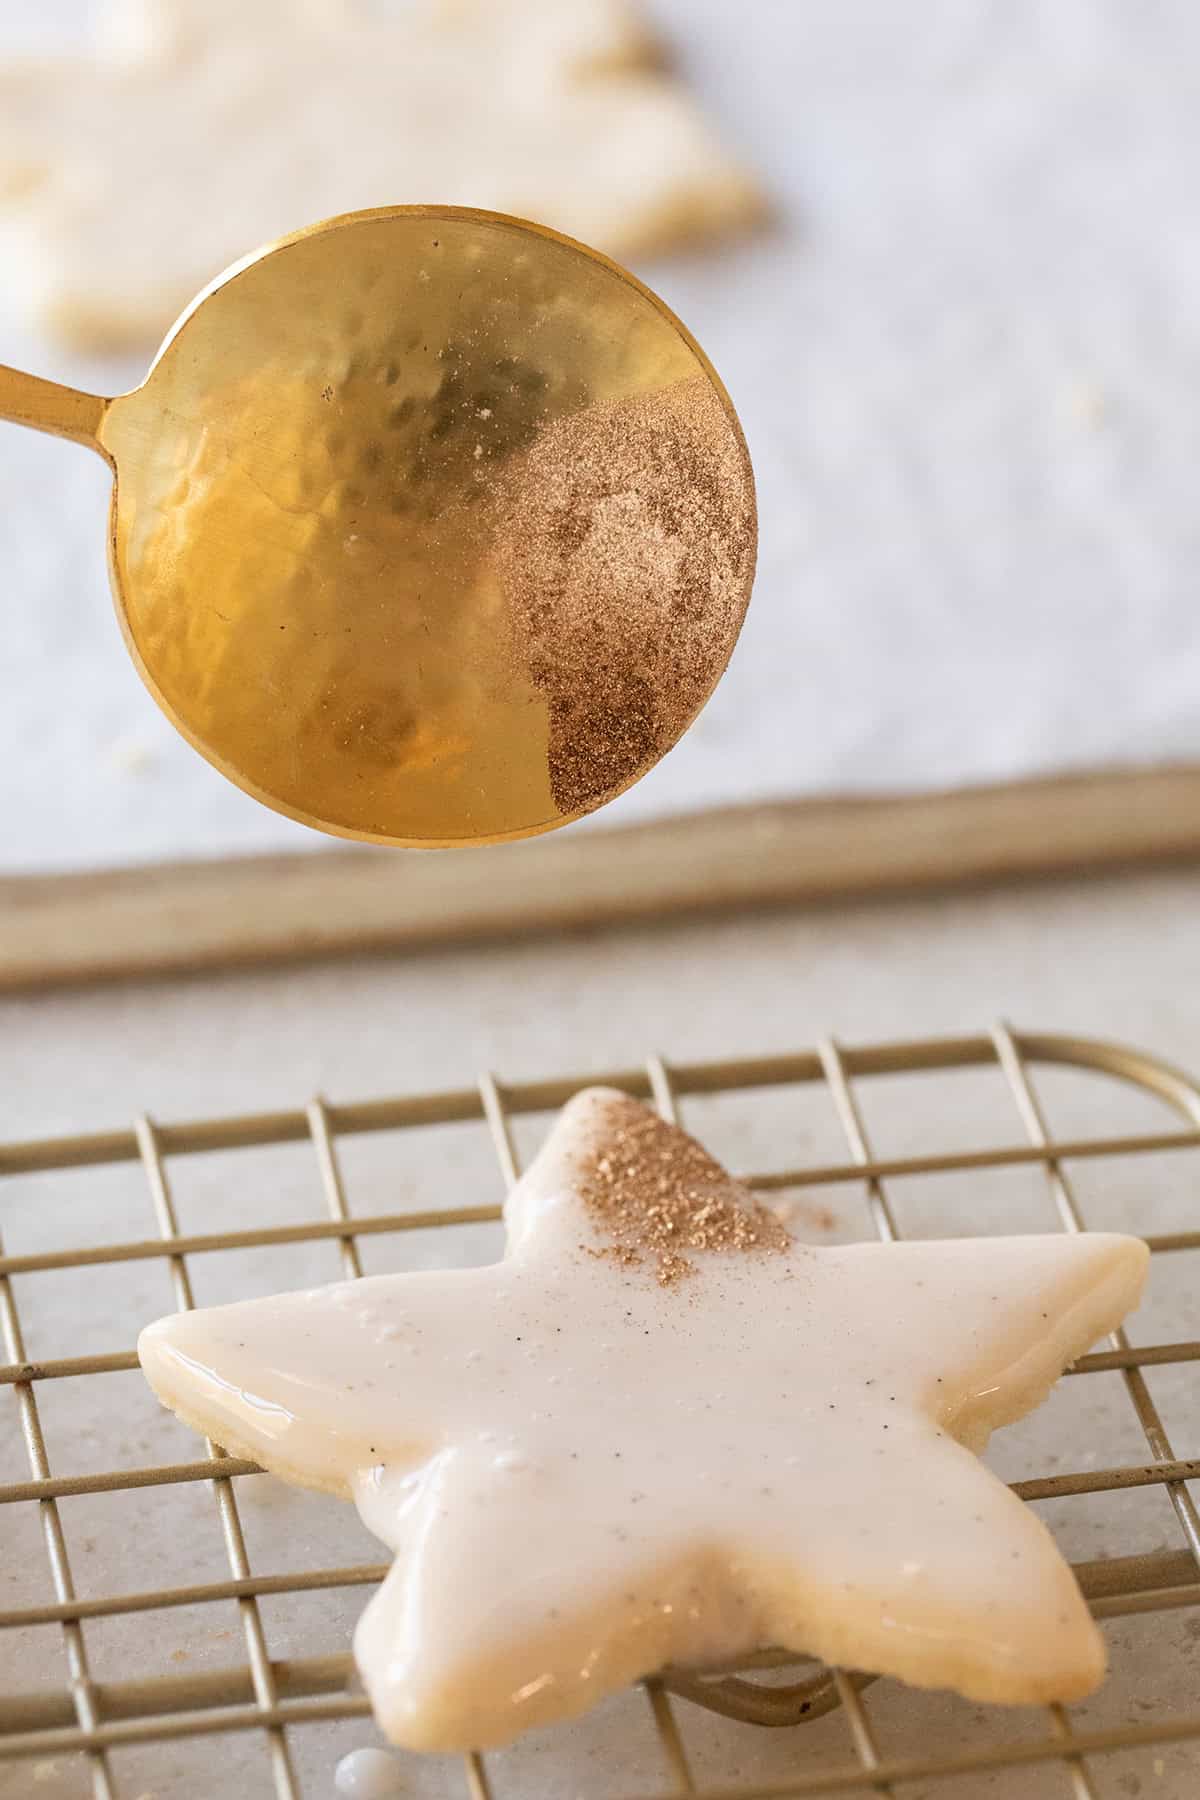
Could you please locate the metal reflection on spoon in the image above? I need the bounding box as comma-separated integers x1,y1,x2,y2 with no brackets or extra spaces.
0,206,756,846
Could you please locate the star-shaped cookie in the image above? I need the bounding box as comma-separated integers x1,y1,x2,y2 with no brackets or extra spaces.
0,0,762,349
139,1088,1148,1751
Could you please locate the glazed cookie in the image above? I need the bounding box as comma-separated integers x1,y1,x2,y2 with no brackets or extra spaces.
139,1088,1147,1750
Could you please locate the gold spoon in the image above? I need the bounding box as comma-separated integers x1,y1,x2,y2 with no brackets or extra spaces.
0,206,755,847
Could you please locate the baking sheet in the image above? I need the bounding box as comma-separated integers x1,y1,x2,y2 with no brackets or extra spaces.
5,0,1200,873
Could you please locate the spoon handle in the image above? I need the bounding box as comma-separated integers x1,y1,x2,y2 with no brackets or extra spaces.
0,364,108,456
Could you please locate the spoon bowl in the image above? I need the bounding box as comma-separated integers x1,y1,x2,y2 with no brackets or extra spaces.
1,207,755,846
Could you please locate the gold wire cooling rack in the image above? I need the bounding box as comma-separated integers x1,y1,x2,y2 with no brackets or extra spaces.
1,1025,1198,1798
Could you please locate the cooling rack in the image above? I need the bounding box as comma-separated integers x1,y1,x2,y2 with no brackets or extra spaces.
1,1024,1198,1798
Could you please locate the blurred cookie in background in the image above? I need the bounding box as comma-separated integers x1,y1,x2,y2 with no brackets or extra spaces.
0,0,765,351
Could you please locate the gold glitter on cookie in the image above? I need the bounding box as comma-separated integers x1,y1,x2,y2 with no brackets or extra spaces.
574,1091,790,1284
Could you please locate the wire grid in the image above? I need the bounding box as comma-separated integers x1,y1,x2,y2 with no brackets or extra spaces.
1,1025,1198,1798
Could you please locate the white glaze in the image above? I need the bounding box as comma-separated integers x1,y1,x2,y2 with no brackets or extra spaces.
334,1746,404,1797
138,1089,1148,1751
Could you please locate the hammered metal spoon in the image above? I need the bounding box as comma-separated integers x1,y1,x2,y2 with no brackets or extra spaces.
0,206,755,847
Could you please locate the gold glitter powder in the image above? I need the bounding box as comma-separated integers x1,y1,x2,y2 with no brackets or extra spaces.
574,1093,790,1286
488,373,756,816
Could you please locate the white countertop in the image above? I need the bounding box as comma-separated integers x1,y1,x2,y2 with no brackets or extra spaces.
5,0,1200,872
